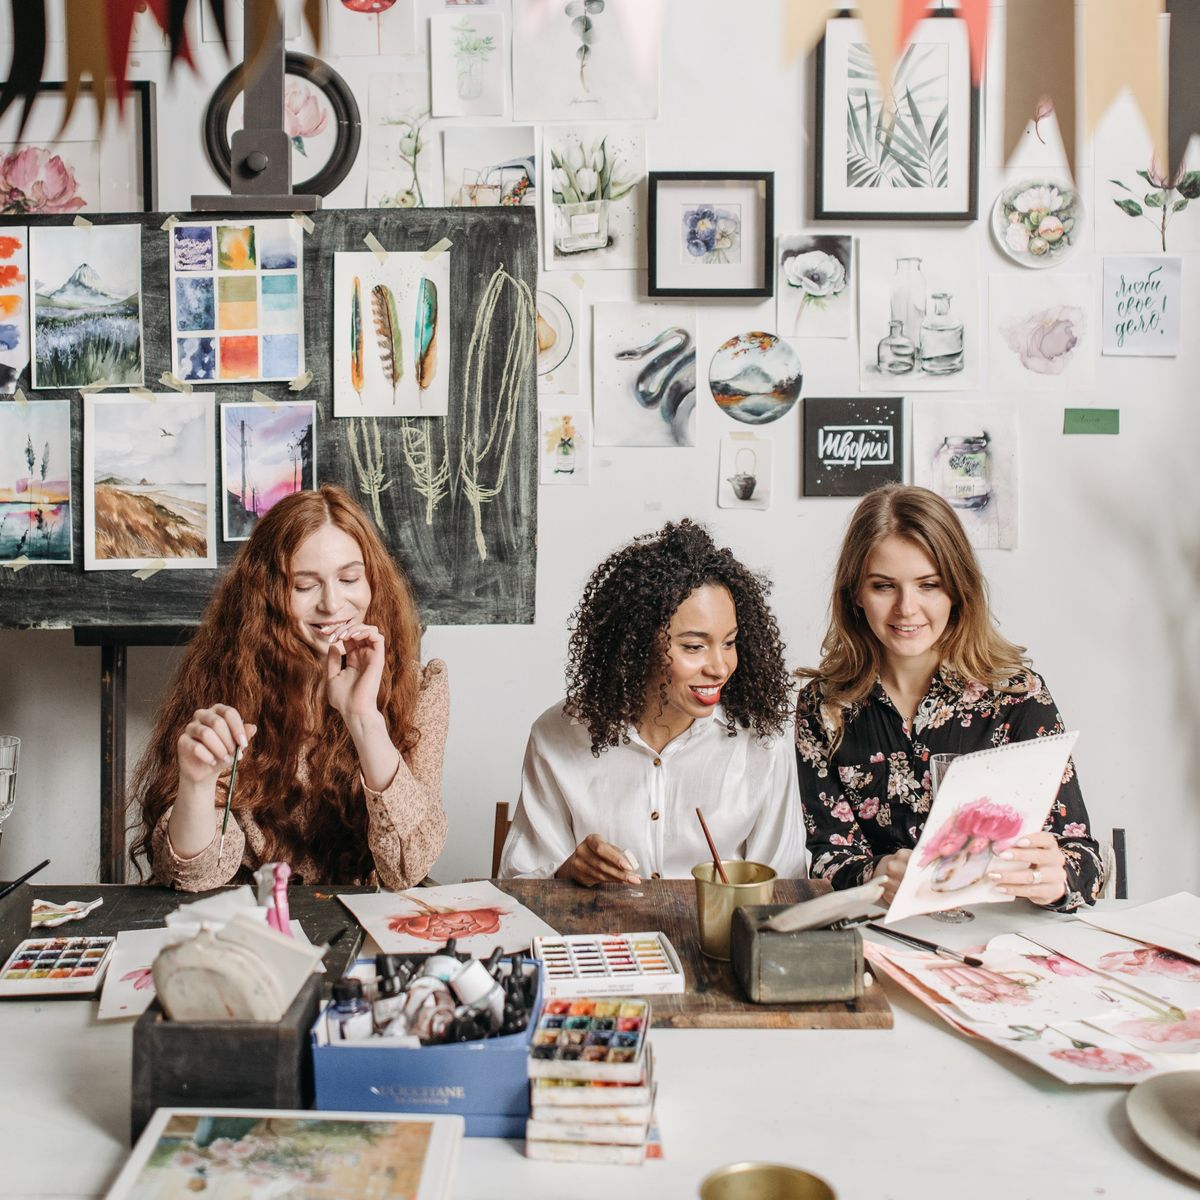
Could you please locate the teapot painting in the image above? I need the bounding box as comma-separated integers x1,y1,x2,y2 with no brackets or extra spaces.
727,446,758,501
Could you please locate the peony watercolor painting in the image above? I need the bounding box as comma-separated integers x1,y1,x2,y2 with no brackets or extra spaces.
991,179,1084,269
776,233,853,339
0,144,95,215
989,272,1095,392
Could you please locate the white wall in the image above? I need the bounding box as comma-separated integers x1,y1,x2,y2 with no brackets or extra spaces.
1,0,1197,897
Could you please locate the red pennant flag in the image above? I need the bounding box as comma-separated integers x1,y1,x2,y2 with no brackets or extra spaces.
898,0,932,49
958,0,990,84
105,0,140,110
143,0,196,71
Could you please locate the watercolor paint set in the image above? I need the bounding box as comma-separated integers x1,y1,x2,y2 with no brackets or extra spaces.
0,934,115,996
531,932,684,998
527,997,651,1083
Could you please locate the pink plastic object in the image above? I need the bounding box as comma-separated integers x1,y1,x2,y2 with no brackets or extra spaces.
267,862,293,937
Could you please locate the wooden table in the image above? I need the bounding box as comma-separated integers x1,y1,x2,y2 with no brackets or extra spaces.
498,877,893,1030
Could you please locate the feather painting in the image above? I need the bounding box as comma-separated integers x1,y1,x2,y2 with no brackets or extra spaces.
370,282,404,403
349,276,364,401
414,277,438,393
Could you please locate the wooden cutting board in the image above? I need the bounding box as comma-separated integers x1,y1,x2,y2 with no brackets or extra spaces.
498,878,892,1030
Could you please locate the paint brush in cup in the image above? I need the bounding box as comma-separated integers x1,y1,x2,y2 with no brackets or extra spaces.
218,746,241,859
695,807,730,885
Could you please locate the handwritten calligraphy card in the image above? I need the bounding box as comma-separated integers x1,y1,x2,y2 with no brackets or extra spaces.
803,396,903,497
1101,256,1181,356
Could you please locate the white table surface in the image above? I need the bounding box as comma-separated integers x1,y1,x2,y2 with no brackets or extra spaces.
2,903,1198,1200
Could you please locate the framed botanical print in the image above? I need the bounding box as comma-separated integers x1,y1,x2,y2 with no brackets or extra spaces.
647,172,774,298
814,12,979,221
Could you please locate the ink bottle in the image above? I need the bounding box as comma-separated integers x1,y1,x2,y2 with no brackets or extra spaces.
327,977,373,1041
918,292,965,375
936,434,991,510
372,956,408,1035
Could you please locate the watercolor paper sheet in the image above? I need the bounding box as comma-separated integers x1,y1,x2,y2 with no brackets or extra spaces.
332,251,451,418
105,1108,463,1200
1078,893,1200,965
858,234,979,391
803,396,903,498
885,732,1080,924
988,272,1095,391
443,125,535,208
544,125,646,272
536,276,581,396
539,409,591,486
430,12,507,118
220,401,316,541
718,432,771,511
169,221,304,385
776,234,854,339
367,73,443,208
337,881,558,957
1101,256,1181,356
592,302,696,447
912,399,1018,551
97,927,177,1020
328,0,417,55
512,0,660,121
0,399,72,563
83,393,216,571
0,226,29,391
30,224,143,389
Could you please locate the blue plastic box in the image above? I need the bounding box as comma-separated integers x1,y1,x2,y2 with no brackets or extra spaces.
310,957,541,1138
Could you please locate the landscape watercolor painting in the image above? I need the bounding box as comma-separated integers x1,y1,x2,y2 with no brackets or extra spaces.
221,402,315,541
30,223,143,389
83,393,216,571
0,399,72,564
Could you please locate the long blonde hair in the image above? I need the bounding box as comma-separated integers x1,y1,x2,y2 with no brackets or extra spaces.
798,485,1030,744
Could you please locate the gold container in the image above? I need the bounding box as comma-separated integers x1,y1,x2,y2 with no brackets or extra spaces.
691,861,776,960
699,1162,836,1200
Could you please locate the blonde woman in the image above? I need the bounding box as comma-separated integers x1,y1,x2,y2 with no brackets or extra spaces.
796,485,1101,911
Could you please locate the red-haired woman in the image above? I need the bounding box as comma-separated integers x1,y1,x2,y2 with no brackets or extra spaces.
130,485,448,890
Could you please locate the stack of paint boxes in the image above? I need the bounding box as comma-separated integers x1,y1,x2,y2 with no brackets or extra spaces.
524,997,658,1164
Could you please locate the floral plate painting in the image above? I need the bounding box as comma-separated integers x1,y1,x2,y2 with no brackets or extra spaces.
708,332,803,426
991,180,1084,269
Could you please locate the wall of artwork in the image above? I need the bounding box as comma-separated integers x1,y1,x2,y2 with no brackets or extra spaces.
0,0,1198,899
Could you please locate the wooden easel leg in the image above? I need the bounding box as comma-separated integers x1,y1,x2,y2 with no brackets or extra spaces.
100,643,127,884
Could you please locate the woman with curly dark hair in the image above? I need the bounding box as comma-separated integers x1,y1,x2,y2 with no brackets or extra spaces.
130,484,448,890
500,520,805,883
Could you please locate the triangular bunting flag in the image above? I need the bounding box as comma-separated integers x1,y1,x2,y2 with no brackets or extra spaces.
958,0,990,84
1166,0,1199,177
62,0,110,132
898,0,932,50
856,0,904,109
1004,0,1076,176
782,0,838,68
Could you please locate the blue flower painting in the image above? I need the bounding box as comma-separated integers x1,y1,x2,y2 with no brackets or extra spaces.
175,277,215,332
682,204,741,265
177,336,216,381
173,226,213,272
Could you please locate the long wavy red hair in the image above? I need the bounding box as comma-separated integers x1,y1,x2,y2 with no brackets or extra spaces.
130,485,423,884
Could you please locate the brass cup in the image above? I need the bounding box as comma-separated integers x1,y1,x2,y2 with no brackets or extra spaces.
699,1162,836,1200
691,861,776,960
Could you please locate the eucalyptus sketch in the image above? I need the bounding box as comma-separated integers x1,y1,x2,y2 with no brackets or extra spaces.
567,0,605,93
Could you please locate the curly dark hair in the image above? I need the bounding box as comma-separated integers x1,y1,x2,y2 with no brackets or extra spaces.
564,519,793,754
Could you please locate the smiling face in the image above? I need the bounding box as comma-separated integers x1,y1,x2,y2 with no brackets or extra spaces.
288,522,372,654
640,583,738,744
856,534,953,673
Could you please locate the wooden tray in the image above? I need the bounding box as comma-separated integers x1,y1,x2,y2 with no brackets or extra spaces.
498,878,892,1030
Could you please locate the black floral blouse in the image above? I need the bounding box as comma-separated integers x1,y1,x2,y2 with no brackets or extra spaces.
795,669,1103,912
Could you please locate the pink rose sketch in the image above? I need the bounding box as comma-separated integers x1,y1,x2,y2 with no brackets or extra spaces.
284,81,329,157
1049,1045,1153,1075
1097,947,1200,981
1115,1009,1200,1047
0,147,87,214
1001,305,1086,375
919,797,1022,892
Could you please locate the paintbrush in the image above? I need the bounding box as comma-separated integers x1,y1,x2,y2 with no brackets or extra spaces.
218,746,241,859
694,807,730,885
866,922,984,968
0,857,51,902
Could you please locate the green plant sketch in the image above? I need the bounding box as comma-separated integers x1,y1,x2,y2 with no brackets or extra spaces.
846,41,950,190
398,418,449,526
566,0,605,92
1110,167,1200,252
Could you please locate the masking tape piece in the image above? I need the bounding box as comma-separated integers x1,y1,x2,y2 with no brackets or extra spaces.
3,555,32,572
252,388,278,407
288,371,313,392
78,378,112,394
570,272,586,289
133,560,166,581
129,387,155,402
292,211,315,234
13,388,27,408
72,214,93,229
159,372,193,394
364,231,388,264
421,237,453,260
160,215,179,232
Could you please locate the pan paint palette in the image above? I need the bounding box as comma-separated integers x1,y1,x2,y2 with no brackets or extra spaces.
531,932,685,998
0,935,115,997
527,997,651,1082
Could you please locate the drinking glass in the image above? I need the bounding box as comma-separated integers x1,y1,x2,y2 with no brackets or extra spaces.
0,736,18,847
926,751,976,924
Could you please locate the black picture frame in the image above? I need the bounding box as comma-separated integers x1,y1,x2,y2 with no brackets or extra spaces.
814,10,979,222
204,53,361,198
647,171,774,298
0,81,157,213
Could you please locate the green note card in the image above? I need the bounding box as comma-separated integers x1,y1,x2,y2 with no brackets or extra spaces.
1063,408,1119,435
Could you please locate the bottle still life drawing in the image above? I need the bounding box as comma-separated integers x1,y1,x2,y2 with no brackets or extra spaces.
935,433,990,512
874,256,963,379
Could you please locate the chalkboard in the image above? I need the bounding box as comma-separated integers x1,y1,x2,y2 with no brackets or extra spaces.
0,206,538,628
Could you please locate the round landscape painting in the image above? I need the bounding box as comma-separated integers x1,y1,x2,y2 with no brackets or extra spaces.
708,332,803,425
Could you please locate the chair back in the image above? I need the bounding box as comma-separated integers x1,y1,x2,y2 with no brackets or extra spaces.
491,801,512,878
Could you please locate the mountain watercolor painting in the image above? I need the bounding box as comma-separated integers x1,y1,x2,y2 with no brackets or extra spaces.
30,224,144,389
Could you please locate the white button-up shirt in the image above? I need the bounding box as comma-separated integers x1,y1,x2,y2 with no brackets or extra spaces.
499,700,807,880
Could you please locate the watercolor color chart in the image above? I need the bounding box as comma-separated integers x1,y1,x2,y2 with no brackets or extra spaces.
0,934,114,996
533,932,685,998
0,226,29,393
528,998,651,1082
169,220,305,384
